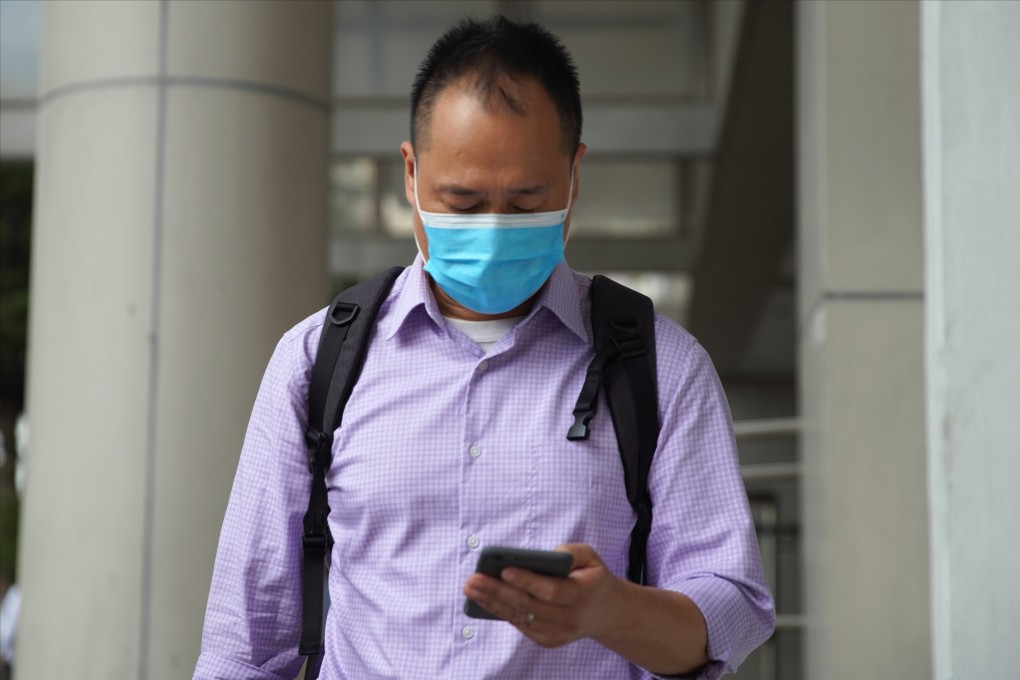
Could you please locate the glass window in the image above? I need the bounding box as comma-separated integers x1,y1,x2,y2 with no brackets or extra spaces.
531,0,707,99
570,159,681,238
331,156,692,241
333,0,499,99
595,271,692,327
380,159,414,237
330,157,377,234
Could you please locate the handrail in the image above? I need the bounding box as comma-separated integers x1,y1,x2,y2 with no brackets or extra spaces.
775,614,805,630
733,417,802,439
741,462,802,482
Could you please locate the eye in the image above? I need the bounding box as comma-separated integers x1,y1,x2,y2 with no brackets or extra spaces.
450,204,479,213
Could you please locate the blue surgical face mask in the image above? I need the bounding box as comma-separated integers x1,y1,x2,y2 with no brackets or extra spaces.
414,162,572,315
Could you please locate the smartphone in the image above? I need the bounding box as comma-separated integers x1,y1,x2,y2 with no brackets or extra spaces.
464,546,574,619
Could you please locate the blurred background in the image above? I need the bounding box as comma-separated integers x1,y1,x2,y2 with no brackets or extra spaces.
0,1,1016,679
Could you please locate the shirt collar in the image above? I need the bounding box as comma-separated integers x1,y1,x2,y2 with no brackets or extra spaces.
383,256,589,345
382,254,446,341
530,261,590,345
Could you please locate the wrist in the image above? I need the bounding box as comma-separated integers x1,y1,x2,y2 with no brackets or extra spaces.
590,576,640,646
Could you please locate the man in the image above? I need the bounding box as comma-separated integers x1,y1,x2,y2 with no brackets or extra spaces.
195,16,774,680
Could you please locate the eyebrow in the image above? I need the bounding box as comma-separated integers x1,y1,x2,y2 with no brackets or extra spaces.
436,184,548,197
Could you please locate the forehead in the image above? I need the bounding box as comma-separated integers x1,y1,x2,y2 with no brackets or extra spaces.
419,75,569,174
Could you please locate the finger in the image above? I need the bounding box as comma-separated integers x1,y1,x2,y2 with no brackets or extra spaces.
501,566,575,604
510,612,575,650
553,543,597,568
464,575,534,623
514,611,552,643
465,577,583,648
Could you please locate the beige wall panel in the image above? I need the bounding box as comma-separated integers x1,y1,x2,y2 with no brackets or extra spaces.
822,0,923,295
23,2,332,679
798,0,924,310
798,302,829,677
167,0,333,101
798,4,929,673
795,0,827,328
40,0,160,95
923,1,1020,677
802,299,929,680
144,88,329,678
18,87,158,679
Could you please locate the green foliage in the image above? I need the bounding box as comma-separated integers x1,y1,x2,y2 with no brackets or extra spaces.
0,488,17,581
0,161,33,583
0,162,33,408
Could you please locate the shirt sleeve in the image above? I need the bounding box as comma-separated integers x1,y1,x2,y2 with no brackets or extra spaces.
644,336,776,680
193,329,315,680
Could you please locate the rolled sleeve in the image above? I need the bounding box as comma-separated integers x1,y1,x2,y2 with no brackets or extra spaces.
667,577,773,679
193,653,300,680
645,330,776,677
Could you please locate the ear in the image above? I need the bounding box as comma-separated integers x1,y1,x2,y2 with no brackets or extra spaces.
570,142,587,206
400,141,416,207
563,143,587,244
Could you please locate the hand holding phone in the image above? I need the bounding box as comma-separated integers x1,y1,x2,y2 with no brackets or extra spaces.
464,546,574,619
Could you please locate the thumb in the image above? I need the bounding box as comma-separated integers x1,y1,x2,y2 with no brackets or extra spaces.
554,543,599,569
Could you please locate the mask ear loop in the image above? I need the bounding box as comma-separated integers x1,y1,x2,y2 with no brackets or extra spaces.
412,159,428,262
563,165,575,245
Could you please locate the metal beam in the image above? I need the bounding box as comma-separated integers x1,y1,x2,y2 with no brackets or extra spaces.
733,417,801,438
775,614,805,630
567,237,693,272
332,100,717,157
687,0,795,375
741,463,801,482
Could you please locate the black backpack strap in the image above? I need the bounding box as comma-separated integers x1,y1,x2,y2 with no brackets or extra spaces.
300,266,403,659
568,275,659,584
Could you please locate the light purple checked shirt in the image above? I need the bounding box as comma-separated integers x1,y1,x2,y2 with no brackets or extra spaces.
195,257,774,680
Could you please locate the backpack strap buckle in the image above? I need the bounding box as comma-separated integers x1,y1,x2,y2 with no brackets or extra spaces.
329,301,360,327
302,519,331,545
304,427,334,473
567,371,601,440
608,319,647,359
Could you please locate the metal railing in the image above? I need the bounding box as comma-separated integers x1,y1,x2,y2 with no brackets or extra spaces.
736,417,802,680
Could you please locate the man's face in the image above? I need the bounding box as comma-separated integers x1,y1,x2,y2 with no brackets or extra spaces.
401,75,586,262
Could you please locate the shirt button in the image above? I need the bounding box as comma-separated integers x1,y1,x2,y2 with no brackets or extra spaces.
462,626,475,640
467,535,480,549
477,360,488,373
469,444,481,458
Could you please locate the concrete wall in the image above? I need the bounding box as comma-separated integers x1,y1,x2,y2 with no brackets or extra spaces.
16,2,331,678
797,1,930,677
922,2,1020,678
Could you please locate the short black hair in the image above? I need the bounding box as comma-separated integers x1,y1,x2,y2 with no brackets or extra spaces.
410,15,582,156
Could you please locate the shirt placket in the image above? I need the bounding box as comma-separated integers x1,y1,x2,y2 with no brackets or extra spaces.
451,340,534,674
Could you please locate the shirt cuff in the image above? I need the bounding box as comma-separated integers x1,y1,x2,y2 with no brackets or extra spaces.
660,576,748,679
648,662,726,680
193,651,299,680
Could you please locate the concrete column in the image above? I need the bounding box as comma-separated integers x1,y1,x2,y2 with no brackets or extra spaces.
797,1,930,678
922,2,1020,678
17,2,331,678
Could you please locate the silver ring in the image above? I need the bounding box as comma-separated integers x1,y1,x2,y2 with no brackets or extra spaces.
524,613,535,628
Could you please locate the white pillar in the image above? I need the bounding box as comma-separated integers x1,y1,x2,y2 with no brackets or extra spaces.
922,2,1020,678
797,1,930,677
17,2,331,678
